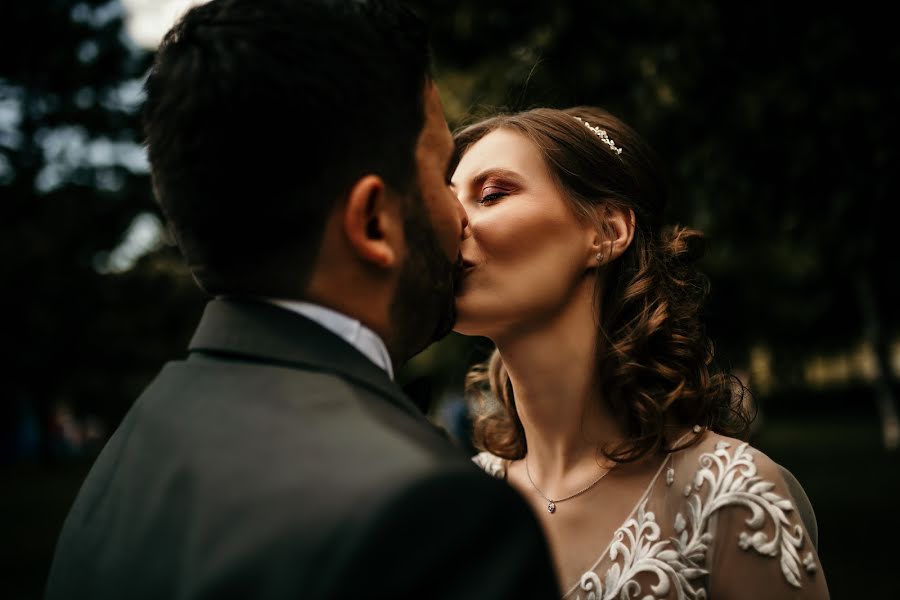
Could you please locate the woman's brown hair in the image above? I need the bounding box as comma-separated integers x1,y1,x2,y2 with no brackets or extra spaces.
454,106,752,463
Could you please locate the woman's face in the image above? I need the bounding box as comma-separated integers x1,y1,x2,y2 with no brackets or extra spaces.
450,128,595,338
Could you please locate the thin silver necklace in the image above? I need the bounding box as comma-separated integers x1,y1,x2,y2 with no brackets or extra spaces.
524,456,614,514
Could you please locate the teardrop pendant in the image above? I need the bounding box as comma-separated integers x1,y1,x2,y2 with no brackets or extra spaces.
547,501,556,514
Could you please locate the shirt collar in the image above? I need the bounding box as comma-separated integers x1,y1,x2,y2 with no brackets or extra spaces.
262,299,394,380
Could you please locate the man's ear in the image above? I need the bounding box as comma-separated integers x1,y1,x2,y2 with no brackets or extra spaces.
342,175,404,269
588,206,635,267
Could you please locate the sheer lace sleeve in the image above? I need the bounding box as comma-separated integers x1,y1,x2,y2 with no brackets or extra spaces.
703,441,830,599
777,464,818,550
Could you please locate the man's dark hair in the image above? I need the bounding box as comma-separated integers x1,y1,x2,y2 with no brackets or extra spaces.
143,0,431,295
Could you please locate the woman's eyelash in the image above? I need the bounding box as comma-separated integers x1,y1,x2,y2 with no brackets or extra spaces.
479,182,512,203
480,191,506,204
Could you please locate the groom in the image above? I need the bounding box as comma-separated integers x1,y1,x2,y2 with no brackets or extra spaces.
45,0,558,598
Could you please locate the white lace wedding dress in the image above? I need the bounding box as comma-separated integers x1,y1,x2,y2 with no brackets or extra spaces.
474,431,828,599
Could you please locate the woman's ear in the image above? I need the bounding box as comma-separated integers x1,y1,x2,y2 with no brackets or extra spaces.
588,206,635,267
342,175,404,269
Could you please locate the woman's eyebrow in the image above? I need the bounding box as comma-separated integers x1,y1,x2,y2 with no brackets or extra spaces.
462,168,525,188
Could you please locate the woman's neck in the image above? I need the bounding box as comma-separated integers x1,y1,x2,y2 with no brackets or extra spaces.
493,282,626,493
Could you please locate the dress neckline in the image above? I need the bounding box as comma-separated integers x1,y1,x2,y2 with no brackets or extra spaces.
552,429,697,598
560,447,675,597
473,430,700,597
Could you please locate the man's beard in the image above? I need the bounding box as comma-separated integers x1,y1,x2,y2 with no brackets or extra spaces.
388,197,463,365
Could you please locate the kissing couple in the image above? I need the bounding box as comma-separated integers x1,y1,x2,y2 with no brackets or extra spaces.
47,1,829,599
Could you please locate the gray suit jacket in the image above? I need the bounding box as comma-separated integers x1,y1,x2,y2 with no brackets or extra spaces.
45,298,559,599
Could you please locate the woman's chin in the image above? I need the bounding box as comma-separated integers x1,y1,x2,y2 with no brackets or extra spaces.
451,307,480,337
451,310,497,339
453,293,500,337
451,316,476,337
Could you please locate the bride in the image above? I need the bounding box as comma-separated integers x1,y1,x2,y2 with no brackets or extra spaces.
450,106,829,599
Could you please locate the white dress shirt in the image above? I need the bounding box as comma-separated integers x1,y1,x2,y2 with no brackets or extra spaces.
264,298,394,380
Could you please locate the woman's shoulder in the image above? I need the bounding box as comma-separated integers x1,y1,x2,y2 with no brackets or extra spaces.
670,431,811,514
674,431,807,494
661,429,823,593
670,430,776,471
691,431,818,542
472,450,509,480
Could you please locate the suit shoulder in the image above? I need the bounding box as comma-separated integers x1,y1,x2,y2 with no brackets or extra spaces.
139,356,479,514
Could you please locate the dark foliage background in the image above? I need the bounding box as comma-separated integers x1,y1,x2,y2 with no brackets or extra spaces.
2,1,897,597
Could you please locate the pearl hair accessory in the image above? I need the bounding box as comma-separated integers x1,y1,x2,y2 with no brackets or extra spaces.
574,116,623,155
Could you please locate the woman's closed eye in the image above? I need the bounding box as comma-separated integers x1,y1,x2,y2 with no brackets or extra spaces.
479,186,509,204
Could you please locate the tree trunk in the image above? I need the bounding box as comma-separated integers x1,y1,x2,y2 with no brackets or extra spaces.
856,272,899,451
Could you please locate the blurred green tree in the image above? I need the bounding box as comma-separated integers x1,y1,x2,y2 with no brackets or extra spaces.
1,0,205,460
3,0,897,454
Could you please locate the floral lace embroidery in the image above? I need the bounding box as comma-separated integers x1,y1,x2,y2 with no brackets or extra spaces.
579,500,708,600
576,441,811,599
472,451,507,479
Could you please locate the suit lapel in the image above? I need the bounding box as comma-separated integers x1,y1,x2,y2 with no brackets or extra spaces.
188,298,426,422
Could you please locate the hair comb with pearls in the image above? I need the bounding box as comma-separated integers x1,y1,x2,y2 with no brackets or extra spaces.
573,116,623,155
